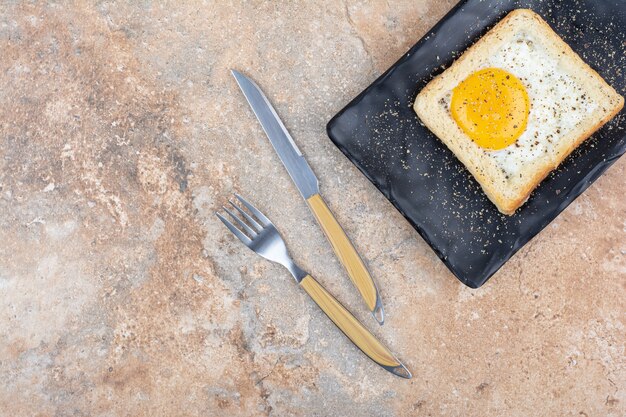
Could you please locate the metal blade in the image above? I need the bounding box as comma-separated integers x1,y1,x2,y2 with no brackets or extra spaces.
231,70,319,199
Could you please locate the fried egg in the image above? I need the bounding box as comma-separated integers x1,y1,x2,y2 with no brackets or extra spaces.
447,32,597,176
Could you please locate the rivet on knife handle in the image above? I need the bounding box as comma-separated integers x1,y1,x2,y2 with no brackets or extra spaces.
299,275,410,378
306,193,384,324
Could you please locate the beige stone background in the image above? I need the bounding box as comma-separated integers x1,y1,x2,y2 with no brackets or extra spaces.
0,1,624,416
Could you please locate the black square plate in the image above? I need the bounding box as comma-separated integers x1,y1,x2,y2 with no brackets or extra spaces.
327,0,625,288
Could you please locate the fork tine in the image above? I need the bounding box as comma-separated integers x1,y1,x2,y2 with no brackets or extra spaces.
223,207,257,237
235,193,271,227
229,201,263,231
216,212,252,246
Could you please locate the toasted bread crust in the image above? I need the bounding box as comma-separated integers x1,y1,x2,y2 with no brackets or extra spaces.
414,9,624,215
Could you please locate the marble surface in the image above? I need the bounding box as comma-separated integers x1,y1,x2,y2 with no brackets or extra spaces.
1,1,624,416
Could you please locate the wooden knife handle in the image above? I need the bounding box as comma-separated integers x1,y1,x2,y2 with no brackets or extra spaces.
300,275,410,378
306,194,383,323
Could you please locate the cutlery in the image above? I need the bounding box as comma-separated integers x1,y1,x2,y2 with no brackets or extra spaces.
216,194,411,378
232,70,385,325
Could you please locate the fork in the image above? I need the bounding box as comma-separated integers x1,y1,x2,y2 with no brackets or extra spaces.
216,194,411,378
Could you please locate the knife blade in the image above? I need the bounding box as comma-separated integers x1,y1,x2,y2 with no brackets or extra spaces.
232,69,385,324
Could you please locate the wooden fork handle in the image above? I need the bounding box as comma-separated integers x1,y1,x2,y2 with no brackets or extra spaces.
299,274,410,378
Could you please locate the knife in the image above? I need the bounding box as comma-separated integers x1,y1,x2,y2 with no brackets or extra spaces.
232,70,385,324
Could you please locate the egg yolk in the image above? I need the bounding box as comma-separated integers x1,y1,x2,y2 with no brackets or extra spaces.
451,67,530,150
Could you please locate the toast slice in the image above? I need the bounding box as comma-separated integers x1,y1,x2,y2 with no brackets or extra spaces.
414,9,624,215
